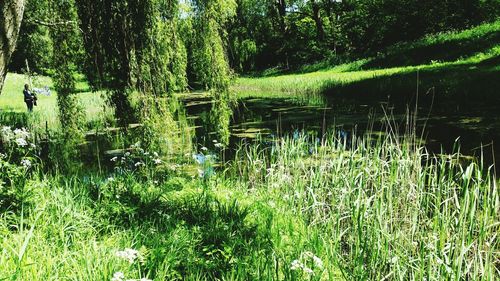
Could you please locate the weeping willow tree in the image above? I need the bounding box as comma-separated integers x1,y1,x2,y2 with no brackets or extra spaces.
191,0,236,145
75,0,149,126
48,0,84,142
76,0,191,153
134,0,191,153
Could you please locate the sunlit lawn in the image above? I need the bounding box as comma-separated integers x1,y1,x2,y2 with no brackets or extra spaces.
0,73,107,129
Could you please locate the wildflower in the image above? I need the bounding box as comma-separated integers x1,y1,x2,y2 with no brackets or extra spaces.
0,153,5,159
153,152,159,157
115,248,140,264
312,255,323,269
214,142,224,148
290,259,303,270
14,128,30,139
303,267,314,275
193,153,206,165
107,177,115,182
15,138,28,147
201,146,208,151
30,143,36,149
21,159,31,168
134,162,144,167
153,158,162,165
124,152,131,157
111,157,118,162
111,272,125,281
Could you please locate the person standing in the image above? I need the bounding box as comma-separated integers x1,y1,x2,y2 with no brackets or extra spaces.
23,84,35,112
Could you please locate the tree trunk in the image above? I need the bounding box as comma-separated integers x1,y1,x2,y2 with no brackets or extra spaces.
311,0,325,41
0,0,25,94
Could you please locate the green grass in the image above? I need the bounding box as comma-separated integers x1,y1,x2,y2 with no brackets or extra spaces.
234,20,500,104
1,19,499,281
1,128,498,280
0,73,108,132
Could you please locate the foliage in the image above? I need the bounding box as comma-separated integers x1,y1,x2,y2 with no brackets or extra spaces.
190,0,237,144
226,0,500,71
76,0,151,124
235,21,500,102
8,0,53,75
0,126,38,212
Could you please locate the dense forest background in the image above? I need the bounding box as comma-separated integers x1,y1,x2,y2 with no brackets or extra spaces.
10,0,500,77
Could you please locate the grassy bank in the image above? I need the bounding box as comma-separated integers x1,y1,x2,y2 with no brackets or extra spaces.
1,124,498,280
234,20,500,104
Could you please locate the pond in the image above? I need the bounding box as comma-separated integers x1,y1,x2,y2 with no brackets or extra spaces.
182,89,500,167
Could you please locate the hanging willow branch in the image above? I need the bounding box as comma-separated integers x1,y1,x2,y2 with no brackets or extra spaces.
28,18,77,27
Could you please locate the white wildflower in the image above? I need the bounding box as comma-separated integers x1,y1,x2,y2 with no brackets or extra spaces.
15,138,28,147
268,201,276,208
391,256,399,264
303,267,314,275
312,255,323,269
21,159,31,168
107,177,115,182
13,128,30,139
111,272,125,281
153,158,162,165
201,146,208,151
153,152,159,157
1,126,12,133
0,153,5,159
124,152,131,157
214,142,224,148
134,162,144,167
290,259,303,271
116,248,140,264
111,157,118,162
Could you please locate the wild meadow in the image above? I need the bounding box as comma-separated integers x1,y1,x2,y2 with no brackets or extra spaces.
1,114,498,280
1,0,500,280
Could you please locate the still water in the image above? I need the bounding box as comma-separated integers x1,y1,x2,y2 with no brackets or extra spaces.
183,91,500,166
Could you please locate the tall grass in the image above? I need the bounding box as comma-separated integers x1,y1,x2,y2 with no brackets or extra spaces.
226,128,499,280
1,122,498,280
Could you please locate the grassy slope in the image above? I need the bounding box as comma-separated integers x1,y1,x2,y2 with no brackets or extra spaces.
234,20,500,102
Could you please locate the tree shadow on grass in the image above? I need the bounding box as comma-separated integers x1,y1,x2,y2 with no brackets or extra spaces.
321,62,500,110
319,60,500,161
361,27,500,70
90,179,274,280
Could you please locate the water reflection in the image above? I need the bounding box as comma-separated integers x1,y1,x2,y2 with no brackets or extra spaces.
183,92,500,166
